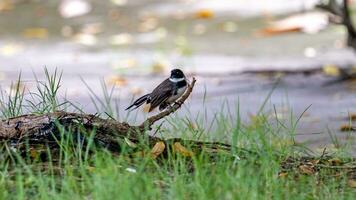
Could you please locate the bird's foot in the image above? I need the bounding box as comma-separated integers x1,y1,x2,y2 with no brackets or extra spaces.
174,101,182,106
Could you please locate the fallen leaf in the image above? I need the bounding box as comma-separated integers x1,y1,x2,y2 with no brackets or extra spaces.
298,165,315,175
328,158,342,166
349,113,356,121
150,141,165,159
195,9,214,19
278,172,288,178
29,148,38,159
22,28,49,39
0,0,13,11
107,76,127,87
340,124,355,132
173,142,194,157
323,65,340,76
347,179,356,188
257,26,301,36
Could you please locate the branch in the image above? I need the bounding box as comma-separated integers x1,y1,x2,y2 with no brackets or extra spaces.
138,77,197,130
343,0,356,37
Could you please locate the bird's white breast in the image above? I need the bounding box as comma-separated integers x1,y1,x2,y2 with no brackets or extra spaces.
167,85,187,103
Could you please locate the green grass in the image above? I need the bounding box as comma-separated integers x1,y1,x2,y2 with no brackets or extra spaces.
0,69,355,200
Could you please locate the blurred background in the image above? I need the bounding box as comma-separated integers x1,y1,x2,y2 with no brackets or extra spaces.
0,0,355,153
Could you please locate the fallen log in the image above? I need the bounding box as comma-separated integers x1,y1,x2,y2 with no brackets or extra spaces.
0,78,212,154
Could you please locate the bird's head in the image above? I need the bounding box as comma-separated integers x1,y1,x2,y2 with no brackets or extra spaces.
170,69,185,79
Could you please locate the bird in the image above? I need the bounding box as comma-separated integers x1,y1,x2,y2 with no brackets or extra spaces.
126,69,188,112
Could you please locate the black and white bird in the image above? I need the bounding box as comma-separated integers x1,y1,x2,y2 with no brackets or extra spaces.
126,69,188,112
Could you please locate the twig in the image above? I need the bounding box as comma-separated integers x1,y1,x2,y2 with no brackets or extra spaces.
138,77,197,130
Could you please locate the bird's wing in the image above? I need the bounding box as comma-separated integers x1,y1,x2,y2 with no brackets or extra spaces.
149,79,173,111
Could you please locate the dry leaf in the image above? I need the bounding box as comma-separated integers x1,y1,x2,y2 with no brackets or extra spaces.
150,141,165,159
298,165,315,175
195,9,214,19
278,172,288,178
349,113,356,121
309,159,320,165
173,142,194,157
323,65,340,76
22,28,49,39
257,26,301,36
107,76,127,87
347,179,356,188
340,124,355,132
0,0,13,11
29,148,38,159
328,158,342,166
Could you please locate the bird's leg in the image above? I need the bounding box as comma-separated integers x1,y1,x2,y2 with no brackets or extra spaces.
174,101,182,106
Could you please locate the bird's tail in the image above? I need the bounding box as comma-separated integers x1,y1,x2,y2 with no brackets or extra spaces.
125,94,150,110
